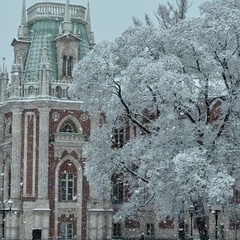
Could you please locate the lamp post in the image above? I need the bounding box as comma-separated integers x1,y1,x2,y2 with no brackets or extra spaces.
0,199,13,239
212,209,221,240
189,205,194,240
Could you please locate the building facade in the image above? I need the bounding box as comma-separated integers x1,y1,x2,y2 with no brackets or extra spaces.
0,0,105,239
0,1,239,240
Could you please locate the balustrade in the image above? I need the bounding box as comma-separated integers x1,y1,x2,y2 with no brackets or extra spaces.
27,2,86,22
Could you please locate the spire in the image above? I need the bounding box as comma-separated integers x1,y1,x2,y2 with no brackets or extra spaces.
86,0,95,45
1,57,9,103
18,0,28,37
21,0,27,26
86,0,92,32
63,0,72,33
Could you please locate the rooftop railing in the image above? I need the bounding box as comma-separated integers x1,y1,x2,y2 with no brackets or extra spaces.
27,2,86,22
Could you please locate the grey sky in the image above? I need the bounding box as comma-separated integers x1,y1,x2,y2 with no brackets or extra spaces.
0,0,202,69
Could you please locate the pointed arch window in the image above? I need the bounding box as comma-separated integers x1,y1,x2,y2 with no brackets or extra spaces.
63,55,67,76
63,55,73,77
61,123,74,133
60,120,78,133
59,160,77,202
67,56,73,77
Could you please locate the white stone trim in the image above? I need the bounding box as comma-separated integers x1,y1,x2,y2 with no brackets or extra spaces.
11,109,22,199
38,108,50,198
54,155,83,237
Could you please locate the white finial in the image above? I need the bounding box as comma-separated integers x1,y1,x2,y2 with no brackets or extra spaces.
63,0,72,33
2,58,5,73
64,0,71,23
21,0,27,26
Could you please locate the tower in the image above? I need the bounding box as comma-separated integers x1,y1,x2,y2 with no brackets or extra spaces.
0,1,110,239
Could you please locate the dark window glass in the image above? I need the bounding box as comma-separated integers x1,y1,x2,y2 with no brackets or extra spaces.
113,223,121,237
63,55,67,76
67,56,73,77
146,223,154,236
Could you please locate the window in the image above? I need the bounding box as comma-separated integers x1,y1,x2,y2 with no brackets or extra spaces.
56,86,63,98
61,123,74,133
5,117,12,135
112,128,124,148
146,223,154,236
60,222,73,240
67,56,73,77
59,120,78,133
63,55,73,77
60,173,74,201
113,223,121,237
32,229,42,240
63,55,67,76
28,86,35,96
111,175,123,204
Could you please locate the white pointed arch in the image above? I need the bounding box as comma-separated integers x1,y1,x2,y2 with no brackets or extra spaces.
54,154,83,237
62,45,76,59
56,115,83,133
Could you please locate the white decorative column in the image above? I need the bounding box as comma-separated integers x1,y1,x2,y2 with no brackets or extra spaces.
38,108,50,199
11,108,22,199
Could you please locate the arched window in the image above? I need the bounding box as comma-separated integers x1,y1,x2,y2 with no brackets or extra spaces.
60,120,78,133
63,55,67,76
63,55,73,77
60,172,74,201
61,123,74,133
59,160,77,202
67,56,73,77
111,174,123,204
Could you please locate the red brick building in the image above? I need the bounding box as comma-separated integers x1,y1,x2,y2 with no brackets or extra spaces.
0,0,107,239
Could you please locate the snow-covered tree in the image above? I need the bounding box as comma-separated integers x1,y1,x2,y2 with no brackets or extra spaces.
69,0,240,239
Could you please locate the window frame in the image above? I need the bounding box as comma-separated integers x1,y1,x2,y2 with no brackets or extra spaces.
60,222,73,240
63,55,73,77
113,223,122,237
146,223,155,236
60,173,75,202
112,128,124,148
